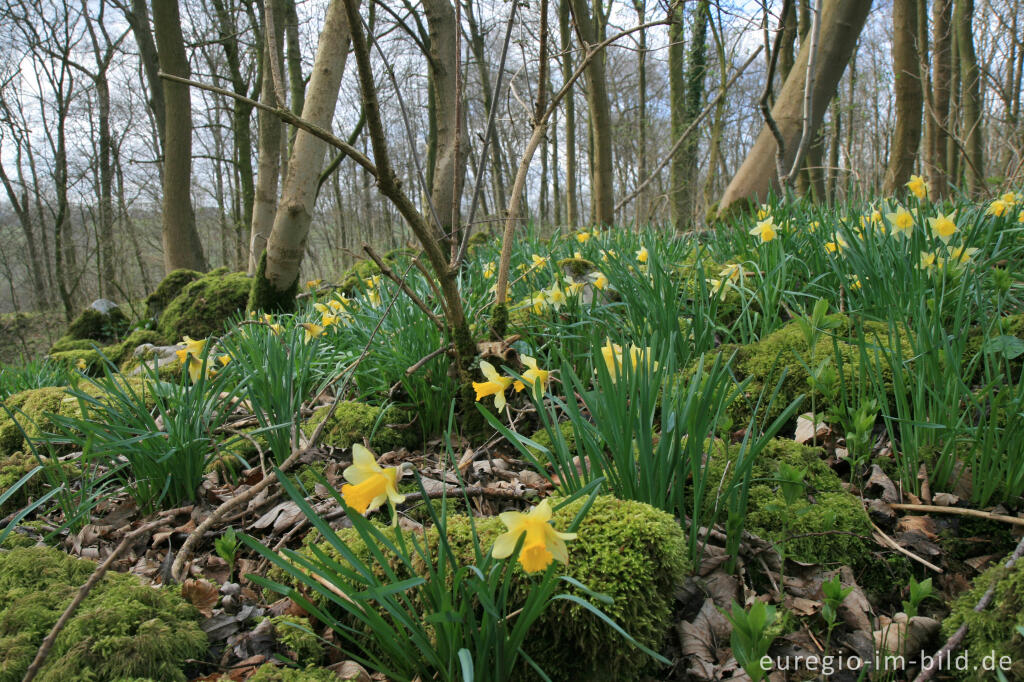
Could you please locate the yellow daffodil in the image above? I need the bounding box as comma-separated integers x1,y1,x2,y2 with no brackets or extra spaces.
919,251,937,272
707,278,724,299
365,275,381,288
75,358,87,371
600,339,657,382
927,211,958,244
1019,210,1024,223
824,237,847,254
635,246,649,264
300,322,324,342
367,289,382,306
757,204,771,220
513,354,550,398
1001,192,1018,205
491,498,576,573
870,209,882,224
341,444,406,515
321,313,340,328
987,199,1010,217
175,336,207,383
947,245,979,265
546,283,566,310
262,313,274,324
599,249,617,262
591,272,608,290
566,280,584,297
269,323,283,335
483,261,496,279
473,360,513,411
719,263,742,283
848,275,862,291
531,293,548,314
906,174,929,200
749,217,777,243
576,231,591,244
329,296,350,312
305,279,322,290
530,254,548,271
886,206,915,238
314,303,331,314
217,354,231,366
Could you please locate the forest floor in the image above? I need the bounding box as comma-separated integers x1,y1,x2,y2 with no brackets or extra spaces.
2,191,1024,681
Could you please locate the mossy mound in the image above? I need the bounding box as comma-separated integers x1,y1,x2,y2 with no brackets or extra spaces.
288,495,689,682
303,402,416,452
942,553,1024,680
689,314,912,426
271,615,323,665
0,451,41,516
247,664,342,682
702,439,902,591
47,337,96,354
47,329,168,375
158,269,251,341
0,378,154,457
0,546,207,681
145,269,202,319
337,259,381,296
65,305,130,343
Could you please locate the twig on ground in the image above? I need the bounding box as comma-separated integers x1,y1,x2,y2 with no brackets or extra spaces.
870,521,942,573
888,503,1024,528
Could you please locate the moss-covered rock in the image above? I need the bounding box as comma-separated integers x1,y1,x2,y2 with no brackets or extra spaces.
0,451,40,516
158,269,251,341
303,402,416,452
0,546,207,681
0,378,154,458
65,305,130,343
942,553,1024,680
46,329,168,376
337,259,381,296
145,269,202,319
286,495,689,681
47,337,96,354
246,664,342,682
688,314,912,426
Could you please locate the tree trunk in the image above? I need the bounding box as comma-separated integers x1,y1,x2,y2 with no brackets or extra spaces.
248,0,287,274
465,0,508,217
250,0,352,311
668,2,685,230
558,0,578,227
883,0,923,194
569,0,614,225
718,0,872,214
424,0,467,245
679,0,710,228
955,0,984,195
123,0,166,149
152,0,207,273
632,0,648,225
929,0,953,196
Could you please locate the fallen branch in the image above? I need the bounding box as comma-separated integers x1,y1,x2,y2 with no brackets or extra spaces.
889,503,1024,528
870,521,942,573
912,533,1024,682
22,516,171,682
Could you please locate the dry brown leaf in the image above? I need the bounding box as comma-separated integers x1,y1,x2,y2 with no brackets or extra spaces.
866,464,899,503
897,515,938,539
182,578,220,617
794,413,828,445
784,596,821,616
932,492,960,506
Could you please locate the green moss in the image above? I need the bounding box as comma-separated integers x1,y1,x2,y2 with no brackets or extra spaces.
304,401,416,452
288,495,689,682
0,546,207,682
337,258,382,296
158,269,252,341
248,251,300,314
46,329,169,377
145,269,202,318
466,230,492,251
246,664,342,682
271,616,323,665
942,553,1024,681
527,421,578,460
66,306,130,342
47,337,95,354
0,451,41,516
556,256,597,278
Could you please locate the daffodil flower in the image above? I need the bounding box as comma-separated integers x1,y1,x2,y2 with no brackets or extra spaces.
305,279,322,290
483,261,496,279
919,251,937,271
329,296,350,312
906,174,929,200
269,323,283,335
491,499,577,573
314,303,331,315
1001,192,1018,205
887,206,914,238
217,354,231,367
719,263,742,283
1018,210,1024,224
927,211,958,244
987,199,1009,217
175,336,207,383
947,245,979,265
473,360,513,411
546,283,566,310
591,272,608,290
530,254,548,271
513,355,550,398
848,275,862,291
301,322,324,342
635,246,649,263
321,313,340,328
531,293,548,314
824,237,847,254
600,339,657,382
75,358,87,371
576,231,590,244
340,444,406,515
757,204,771,220
749,217,777,243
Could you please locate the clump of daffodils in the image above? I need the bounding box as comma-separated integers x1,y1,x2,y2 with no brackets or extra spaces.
491,498,576,573
473,356,550,411
341,444,407,518
600,339,658,382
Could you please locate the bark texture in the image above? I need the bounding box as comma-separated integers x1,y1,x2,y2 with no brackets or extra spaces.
883,0,924,194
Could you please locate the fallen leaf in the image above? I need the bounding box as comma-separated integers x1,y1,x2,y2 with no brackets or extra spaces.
183,578,220,617
794,413,828,445
866,464,899,503
897,515,938,539
932,492,960,506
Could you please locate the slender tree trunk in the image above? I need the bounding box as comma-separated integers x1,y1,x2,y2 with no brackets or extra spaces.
284,0,304,117
248,0,286,274
679,0,710,227
883,0,923,194
569,0,614,225
0,159,47,308
465,0,508,216
559,0,578,227
955,0,984,195
632,0,648,225
827,96,841,200
947,6,961,185
153,0,207,273
123,0,166,149
668,2,685,230
718,0,873,214
250,0,352,310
